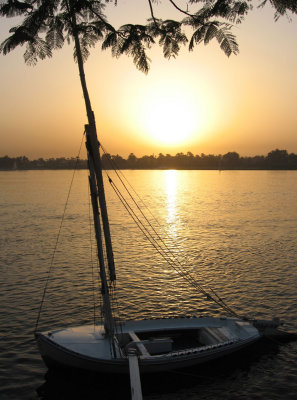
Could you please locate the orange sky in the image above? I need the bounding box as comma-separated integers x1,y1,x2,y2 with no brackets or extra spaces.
0,1,297,159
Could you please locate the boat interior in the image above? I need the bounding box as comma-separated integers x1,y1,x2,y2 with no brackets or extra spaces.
116,326,234,356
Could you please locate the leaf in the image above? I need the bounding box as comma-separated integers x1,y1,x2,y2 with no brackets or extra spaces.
24,37,52,65
189,21,238,56
204,22,219,44
133,45,150,74
103,24,154,72
101,31,118,50
148,19,187,59
0,25,32,54
219,33,238,56
46,17,64,49
0,0,33,17
189,24,206,50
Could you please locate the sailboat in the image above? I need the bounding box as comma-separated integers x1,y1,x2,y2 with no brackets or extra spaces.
35,122,281,375
0,0,282,379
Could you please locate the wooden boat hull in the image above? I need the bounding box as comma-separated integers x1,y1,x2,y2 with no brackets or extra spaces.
35,317,261,374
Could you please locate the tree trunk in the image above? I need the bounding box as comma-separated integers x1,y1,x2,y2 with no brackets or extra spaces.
71,16,116,283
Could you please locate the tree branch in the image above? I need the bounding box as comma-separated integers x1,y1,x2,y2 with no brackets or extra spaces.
168,0,194,18
147,0,158,25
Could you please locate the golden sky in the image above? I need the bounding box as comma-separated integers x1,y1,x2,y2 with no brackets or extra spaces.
0,1,297,159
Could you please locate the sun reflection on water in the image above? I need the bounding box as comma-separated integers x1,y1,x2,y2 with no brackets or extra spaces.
165,170,178,237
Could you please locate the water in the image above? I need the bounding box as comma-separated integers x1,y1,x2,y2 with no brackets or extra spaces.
0,170,297,399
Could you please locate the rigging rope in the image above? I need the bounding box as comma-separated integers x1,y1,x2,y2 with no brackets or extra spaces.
100,144,239,318
100,143,172,237
108,176,238,317
34,132,85,332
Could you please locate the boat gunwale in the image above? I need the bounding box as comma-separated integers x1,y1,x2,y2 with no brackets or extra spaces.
35,319,260,366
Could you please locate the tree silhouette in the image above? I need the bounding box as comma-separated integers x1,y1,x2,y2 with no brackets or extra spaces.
222,151,240,169
267,148,289,169
1,0,295,102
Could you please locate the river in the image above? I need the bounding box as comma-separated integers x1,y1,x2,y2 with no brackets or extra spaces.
1,169,297,399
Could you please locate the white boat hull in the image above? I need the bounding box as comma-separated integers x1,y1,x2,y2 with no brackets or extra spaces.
36,317,260,374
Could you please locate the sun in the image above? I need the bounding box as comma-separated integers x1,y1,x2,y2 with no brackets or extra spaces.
141,92,199,146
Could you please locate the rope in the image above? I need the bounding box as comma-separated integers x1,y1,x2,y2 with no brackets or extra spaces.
100,145,238,317
107,173,238,317
100,143,169,235
34,132,85,332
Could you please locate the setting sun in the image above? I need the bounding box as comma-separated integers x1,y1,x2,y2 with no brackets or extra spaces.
143,94,197,145
132,78,209,149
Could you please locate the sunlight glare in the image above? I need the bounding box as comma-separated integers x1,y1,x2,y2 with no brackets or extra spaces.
165,170,177,230
141,87,206,147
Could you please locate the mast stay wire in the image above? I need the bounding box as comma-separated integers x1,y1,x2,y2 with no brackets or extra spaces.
108,176,238,317
99,145,218,288
100,143,185,258
103,157,237,317
99,145,198,275
101,148,230,311
35,131,86,332
99,145,239,318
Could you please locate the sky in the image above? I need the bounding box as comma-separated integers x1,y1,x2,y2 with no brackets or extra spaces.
0,1,297,159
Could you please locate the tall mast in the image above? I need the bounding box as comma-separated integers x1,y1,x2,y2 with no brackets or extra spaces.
87,145,115,340
85,122,116,282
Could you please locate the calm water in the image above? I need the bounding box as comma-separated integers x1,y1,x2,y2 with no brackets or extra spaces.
0,170,297,399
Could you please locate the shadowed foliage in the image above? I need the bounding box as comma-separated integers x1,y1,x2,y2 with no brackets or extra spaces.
2,149,297,170
1,1,295,73
0,1,296,149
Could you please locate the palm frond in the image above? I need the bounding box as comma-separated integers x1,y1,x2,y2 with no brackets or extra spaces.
46,17,64,49
103,24,154,72
24,37,52,65
203,20,219,43
189,23,206,50
259,0,297,20
189,21,238,56
0,0,33,17
215,24,239,56
186,1,250,24
75,0,106,18
133,44,151,74
79,28,98,60
147,19,187,59
101,30,118,50
0,25,33,54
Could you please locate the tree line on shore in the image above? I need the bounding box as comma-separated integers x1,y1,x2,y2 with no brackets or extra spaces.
1,149,297,170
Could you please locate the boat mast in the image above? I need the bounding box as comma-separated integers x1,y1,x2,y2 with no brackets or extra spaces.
87,148,115,338
85,121,116,282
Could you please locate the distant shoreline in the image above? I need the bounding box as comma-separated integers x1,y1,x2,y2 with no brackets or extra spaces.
1,168,297,171
1,149,297,170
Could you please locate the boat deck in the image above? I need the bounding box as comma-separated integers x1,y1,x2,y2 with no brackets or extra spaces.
37,317,260,360
35,317,261,373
